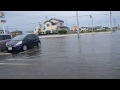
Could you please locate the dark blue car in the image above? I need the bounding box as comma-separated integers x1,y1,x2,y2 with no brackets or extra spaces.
6,34,41,52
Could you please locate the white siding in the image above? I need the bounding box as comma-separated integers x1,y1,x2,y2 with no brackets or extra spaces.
33,24,42,34
44,22,58,33
81,28,88,31
57,22,64,26
38,19,66,33
0,30,10,34
45,22,52,28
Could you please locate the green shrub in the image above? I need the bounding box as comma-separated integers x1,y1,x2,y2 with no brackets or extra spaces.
46,30,51,34
58,30,67,34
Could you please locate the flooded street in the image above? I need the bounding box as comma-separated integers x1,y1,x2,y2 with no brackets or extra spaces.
0,31,120,79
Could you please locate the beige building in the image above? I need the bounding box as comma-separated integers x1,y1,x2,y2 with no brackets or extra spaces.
70,26,78,32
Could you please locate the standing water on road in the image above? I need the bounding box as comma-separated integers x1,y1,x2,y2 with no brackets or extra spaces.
0,31,120,79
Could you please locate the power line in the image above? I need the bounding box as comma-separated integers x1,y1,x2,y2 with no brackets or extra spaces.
6,11,46,19
5,11,55,23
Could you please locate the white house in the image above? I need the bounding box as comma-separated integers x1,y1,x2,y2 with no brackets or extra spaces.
33,18,69,34
43,18,69,33
33,24,42,34
80,27,89,31
94,26,105,31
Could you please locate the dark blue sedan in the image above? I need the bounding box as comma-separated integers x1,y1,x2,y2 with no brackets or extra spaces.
6,33,41,52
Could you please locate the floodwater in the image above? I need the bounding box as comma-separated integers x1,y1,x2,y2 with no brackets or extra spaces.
0,31,120,79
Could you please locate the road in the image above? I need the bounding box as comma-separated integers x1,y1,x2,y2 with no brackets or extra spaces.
0,31,120,79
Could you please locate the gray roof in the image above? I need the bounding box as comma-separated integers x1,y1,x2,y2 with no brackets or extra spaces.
44,18,64,24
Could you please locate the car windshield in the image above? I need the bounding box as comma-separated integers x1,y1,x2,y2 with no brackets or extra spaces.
12,34,27,41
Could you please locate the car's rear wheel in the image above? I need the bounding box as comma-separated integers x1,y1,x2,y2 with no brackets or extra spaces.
37,42,41,47
22,45,27,51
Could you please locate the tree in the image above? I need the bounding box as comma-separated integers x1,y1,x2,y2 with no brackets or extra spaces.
46,30,51,34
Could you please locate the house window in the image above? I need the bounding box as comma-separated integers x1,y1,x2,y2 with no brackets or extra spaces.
51,22,56,25
60,23,62,26
47,24,49,27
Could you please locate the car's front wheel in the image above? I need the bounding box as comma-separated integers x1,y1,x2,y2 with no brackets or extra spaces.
22,45,27,51
37,42,41,47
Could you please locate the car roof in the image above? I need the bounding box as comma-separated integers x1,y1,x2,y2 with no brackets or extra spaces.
0,34,11,36
20,33,37,36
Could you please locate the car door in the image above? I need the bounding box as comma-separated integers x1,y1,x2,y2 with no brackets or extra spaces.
2,35,12,49
0,35,4,50
24,34,33,47
31,34,38,46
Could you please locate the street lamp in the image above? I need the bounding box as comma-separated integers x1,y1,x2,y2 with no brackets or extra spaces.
90,15,93,32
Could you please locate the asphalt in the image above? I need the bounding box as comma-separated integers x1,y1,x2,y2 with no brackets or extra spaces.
0,31,120,79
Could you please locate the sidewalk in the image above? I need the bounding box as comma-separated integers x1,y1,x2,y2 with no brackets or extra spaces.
39,32,112,39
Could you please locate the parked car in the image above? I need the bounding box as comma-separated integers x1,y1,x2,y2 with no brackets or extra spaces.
6,33,41,52
0,34,12,51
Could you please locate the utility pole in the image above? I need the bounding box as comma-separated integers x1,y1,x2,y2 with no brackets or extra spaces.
110,11,112,31
90,15,93,32
76,11,79,38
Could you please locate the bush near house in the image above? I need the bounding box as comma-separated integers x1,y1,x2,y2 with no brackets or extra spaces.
80,30,92,33
38,29,41,35
58,30,67,34
46,30,51,34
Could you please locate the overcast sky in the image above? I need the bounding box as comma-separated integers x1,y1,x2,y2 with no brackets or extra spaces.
0,11,120,32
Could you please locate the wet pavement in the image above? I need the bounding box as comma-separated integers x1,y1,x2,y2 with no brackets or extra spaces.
0,31,120,79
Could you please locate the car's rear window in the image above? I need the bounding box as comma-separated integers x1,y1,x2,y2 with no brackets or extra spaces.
0,35,4,41
0,35,11,41
4,35,11,39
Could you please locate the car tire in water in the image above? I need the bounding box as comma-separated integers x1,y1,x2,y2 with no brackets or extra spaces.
37,42,41,47
22,45,27,51
7,50,11,53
